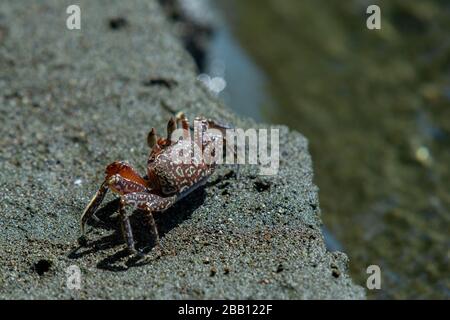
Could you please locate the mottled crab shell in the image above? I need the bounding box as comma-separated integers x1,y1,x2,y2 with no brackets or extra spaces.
147,139,213,196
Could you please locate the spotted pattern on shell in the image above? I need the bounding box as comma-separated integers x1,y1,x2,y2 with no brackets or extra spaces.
81,114,232,253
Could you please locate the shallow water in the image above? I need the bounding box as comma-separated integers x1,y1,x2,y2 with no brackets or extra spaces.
209,0,450,299
201,6,271,122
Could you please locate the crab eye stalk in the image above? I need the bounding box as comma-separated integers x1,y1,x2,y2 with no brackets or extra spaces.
175,111,186,121
167,117,176,141
147,127,157,148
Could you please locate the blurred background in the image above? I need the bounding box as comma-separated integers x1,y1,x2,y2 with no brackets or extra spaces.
160,0,450,299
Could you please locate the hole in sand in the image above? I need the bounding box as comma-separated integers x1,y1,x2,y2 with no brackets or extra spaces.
33,259,52,276
253,180,270,192
108,17,128,30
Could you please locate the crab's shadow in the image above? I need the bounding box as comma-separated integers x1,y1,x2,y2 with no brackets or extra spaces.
68,188,207,271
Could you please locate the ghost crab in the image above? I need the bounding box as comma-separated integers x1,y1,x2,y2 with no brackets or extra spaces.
80,112,232,255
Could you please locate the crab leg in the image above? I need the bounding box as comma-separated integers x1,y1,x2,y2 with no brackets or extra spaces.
207,118,234,132
118,200,137,254
81,162,148,235
121,192,176,249
146,211,160,247
80,182,108,235
207,118,240,174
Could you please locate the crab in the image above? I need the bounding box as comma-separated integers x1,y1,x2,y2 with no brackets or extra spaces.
80,112,231,254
